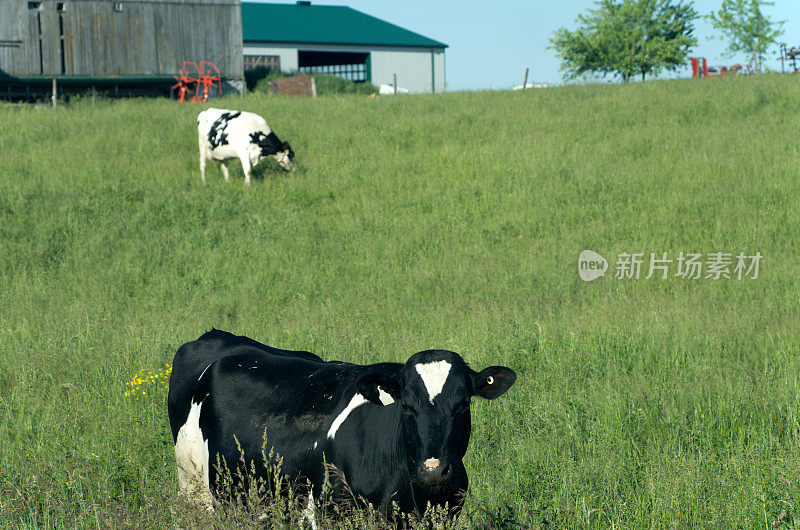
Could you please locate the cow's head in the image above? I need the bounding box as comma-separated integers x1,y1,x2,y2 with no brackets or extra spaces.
357,350,516,506
274,141,295,172
250,132,296,172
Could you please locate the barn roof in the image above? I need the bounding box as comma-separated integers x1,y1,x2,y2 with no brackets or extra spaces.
241,2,448,49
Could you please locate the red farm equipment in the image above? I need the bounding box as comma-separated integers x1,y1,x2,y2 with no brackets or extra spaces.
779,45,800,73
196,61,223,102
691,57,751,79
172,61,223,102
172,61,199,102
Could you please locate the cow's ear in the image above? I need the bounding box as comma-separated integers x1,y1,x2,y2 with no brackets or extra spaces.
282,141,290,151
472,366,516,400
356,373,401,406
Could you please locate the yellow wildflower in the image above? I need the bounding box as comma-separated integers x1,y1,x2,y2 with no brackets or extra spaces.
124,362,173,398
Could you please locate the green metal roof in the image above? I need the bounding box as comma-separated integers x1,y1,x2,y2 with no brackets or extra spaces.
242,2,448,49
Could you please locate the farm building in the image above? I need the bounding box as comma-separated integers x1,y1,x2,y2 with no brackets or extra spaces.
242,1,447,93
0,0,244,99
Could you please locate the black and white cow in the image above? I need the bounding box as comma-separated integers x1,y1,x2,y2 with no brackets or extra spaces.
168,329,516,520
197,108,295,185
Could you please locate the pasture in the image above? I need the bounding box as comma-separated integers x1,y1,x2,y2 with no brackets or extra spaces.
1,75,800,527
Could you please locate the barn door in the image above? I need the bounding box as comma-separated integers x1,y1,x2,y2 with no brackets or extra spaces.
57,2,67,74
27,1,63,75
28,1,43,74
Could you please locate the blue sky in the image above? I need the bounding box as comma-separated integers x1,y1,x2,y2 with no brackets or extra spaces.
294,0,798,90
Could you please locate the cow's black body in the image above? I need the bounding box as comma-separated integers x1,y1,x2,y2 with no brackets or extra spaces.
168,329,516,517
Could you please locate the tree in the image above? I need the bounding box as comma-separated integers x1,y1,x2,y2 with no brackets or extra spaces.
551,0,698,82
706,0,784,73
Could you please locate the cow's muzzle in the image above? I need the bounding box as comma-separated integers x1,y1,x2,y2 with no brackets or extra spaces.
418,458,452,486
275,152,295,172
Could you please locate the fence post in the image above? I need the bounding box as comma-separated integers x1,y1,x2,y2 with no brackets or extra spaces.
393,73,397,95
52,78,57,108
522,68,529,90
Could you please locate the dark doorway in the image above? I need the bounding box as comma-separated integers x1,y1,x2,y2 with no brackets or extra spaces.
298,51,369,82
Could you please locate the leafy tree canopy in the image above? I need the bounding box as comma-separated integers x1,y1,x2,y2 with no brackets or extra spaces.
706,0,784,73
551,0,698,82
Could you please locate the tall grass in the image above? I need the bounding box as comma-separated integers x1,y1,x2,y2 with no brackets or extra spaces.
1,74,799,527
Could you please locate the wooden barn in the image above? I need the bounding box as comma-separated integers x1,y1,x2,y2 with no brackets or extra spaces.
0,0,244,100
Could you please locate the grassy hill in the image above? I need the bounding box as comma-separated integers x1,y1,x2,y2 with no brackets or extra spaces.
1,75,799,527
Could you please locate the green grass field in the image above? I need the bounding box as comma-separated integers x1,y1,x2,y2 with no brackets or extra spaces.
1,74,800,528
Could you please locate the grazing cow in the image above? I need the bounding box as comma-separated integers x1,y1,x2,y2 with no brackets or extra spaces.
168,329,516,521
197,108,295,185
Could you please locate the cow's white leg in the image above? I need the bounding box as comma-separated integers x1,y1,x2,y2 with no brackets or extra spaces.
219,160,230,181
301,489,317,530
198,136,208,183
239,154,253,186
175,400,214,511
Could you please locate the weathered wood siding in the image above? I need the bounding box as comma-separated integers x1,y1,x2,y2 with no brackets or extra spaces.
0,2,27,76
0,0,243,78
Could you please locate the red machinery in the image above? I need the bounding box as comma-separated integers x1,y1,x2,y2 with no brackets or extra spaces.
172,61,199,102
779,45,800,73
196,61,222,102
691,57,750,79
172,61,223,102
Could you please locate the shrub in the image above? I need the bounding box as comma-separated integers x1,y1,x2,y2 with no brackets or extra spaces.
248,70,378,96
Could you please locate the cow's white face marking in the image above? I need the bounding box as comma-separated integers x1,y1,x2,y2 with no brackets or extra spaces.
275,150,294,171
174,399,214,510
327,393,367,439
377,386,395,405
415,361,451,404
424,458,440,470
